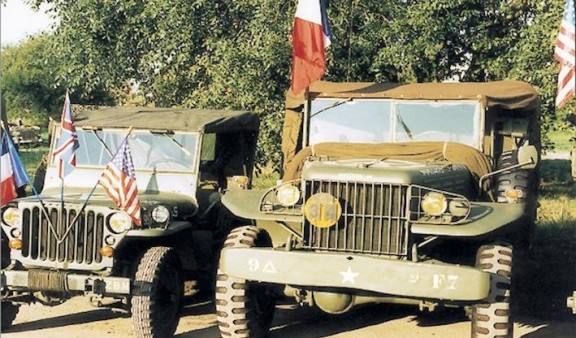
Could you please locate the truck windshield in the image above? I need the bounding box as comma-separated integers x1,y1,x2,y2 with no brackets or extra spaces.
309,98,481,149
52,128,199,172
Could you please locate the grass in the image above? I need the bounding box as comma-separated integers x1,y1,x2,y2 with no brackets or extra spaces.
515,158,576,320
547,127,575,153
18,146,49,181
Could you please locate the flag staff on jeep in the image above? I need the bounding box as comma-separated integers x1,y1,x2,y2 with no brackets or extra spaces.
216,80,540,338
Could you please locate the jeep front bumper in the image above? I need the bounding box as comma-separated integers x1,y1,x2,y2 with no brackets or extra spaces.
220,248,490,301
1,269,131,295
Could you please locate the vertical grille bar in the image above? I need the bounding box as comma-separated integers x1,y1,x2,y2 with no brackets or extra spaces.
19,205,105,267
304,179,409,256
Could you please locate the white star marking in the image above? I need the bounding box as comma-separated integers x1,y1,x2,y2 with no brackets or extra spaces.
339,266,360,285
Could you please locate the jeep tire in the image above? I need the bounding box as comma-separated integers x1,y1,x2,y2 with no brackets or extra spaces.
215,226,276,338
132,246,183,338
1,301,19,329
471,243,513,338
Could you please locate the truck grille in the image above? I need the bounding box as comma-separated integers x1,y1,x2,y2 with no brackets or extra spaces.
20,204,106,268
303,180,409,256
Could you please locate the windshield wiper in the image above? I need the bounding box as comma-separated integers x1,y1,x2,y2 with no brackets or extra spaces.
81,127,114,157
310,98,353,118
150,130,191,156
397,114,413,140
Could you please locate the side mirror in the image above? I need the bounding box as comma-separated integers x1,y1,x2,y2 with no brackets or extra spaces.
517,144,538,169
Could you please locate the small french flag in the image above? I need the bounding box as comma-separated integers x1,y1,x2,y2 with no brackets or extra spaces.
1,128,29,205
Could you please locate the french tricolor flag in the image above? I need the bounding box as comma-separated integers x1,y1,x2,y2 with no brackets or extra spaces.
1,129,29,206
290,0,332,95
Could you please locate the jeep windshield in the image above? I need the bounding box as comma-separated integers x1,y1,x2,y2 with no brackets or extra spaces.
308,98,482,149
52,128,199,172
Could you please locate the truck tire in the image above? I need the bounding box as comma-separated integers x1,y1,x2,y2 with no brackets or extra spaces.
471,243,513,338
215,226,276,338
132,246,183,338
495,150,530,203
1,301,19,328
494,150,535,255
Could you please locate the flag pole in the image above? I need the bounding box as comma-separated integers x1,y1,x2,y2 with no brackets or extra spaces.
60,127,135,239
302,86,310,148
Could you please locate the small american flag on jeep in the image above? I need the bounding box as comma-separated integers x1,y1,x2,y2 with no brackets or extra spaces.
98,139,142,226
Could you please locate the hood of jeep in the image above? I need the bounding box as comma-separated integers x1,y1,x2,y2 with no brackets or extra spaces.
302,159,473,196
36,187,198,218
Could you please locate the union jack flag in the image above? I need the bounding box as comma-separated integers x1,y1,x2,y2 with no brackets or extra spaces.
554,0,575,108
98,139,142,226
53,91,79,178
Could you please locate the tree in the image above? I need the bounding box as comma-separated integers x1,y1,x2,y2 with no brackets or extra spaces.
1,34,115,127
32,0,572,167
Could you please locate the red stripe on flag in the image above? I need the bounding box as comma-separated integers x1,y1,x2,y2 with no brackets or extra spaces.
291,17,328,94
290,0,331,95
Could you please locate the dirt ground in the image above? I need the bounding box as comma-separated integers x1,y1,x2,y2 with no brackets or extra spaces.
2,296,575,338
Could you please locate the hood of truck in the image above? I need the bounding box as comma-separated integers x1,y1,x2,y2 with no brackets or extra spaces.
35,187,198,218
302,159,472,195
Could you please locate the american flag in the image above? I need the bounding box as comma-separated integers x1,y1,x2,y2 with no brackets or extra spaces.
53,91,79,178
554,0,575,108
98,139,142,226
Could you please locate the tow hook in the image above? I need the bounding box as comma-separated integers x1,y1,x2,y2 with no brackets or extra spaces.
84,278,106,295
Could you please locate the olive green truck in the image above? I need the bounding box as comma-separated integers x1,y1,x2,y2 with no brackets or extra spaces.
215,80,541,338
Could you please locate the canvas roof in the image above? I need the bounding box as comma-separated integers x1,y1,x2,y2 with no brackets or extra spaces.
73,107,260,133
304,80,540,111
281,80,540,174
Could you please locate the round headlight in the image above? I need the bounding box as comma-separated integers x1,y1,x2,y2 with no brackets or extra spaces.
151,205,171,223
421,192,447,216
449,198,470,217
2,207,20,227
108,212,133,234
276,184,301,207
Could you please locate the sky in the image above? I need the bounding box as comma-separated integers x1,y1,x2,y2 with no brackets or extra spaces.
1,0,54,47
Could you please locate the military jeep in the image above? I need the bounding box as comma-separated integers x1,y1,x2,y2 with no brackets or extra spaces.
9,122,43,148
215,81,540,338
1,107,259,337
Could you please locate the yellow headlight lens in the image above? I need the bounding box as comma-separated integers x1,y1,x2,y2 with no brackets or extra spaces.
304,193,342,228
276,184,301,207
421,192,447,216
2,207,20,227
108,212,132,234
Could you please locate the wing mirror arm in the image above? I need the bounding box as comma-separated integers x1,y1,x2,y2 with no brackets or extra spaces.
478,144,538,192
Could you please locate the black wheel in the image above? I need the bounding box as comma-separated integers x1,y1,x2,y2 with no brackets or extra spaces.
471,243,513,338
494,150,531,203
494,150,536,255
1,301,19,329
132,246,183,338
215,226,276,338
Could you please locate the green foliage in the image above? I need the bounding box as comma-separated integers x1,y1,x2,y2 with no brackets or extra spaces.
1,36,63,125
14,0,576,169
0,34,116,127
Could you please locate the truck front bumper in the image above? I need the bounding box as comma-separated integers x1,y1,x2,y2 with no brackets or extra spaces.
1,269,131,295
220,248,490,302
